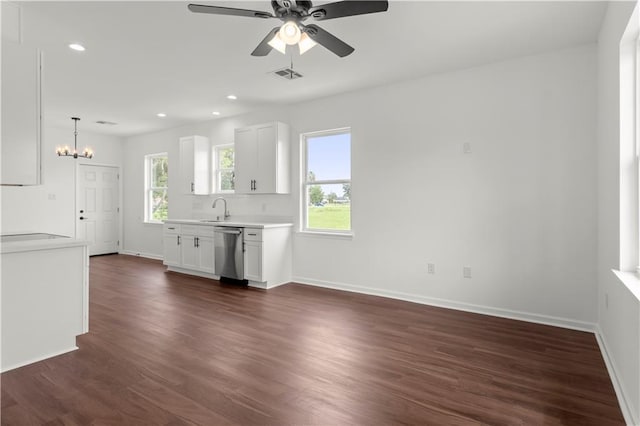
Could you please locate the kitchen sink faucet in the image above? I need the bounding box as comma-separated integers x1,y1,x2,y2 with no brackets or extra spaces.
212,197,230,221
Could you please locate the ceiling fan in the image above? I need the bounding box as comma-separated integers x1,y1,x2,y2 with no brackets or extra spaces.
188,1,389,57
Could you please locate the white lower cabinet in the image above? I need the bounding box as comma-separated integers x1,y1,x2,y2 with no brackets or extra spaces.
196,235,215,274
163,224,215,275
180,235,199,270
243,227,291,289
163,221,292,289
244,228,263,281
162,225,181,267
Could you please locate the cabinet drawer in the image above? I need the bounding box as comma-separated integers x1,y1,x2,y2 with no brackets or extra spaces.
163,224,181,235
181,224,215,237
244,228,262,242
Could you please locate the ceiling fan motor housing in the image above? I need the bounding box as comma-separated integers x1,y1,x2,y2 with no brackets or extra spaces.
272,0,313,21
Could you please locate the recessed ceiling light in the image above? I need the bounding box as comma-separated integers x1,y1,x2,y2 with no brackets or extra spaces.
69,43,85,51
157,113,167,118
226,95,237,100
212,111,220,116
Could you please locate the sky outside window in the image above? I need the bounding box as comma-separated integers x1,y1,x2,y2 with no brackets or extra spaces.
307,132,350,197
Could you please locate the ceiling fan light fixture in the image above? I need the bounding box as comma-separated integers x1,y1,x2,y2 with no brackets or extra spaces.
298,32,317,55
268,32,287,54
279,20,301,45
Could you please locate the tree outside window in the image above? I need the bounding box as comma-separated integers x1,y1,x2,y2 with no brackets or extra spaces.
145,153,168,223
216,144,234,192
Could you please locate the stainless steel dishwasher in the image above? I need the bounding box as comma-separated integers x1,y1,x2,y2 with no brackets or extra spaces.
213,226,246,283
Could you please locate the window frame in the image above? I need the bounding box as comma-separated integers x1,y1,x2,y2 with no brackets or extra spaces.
144,152,168,224
300,127,352,235
214,143,235,194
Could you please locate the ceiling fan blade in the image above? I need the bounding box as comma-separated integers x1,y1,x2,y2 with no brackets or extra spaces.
307,1,388,21
188,4,274,19
303,24,354,57
251,27,280,56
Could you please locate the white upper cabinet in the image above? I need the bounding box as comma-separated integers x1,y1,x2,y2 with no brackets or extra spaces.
179,135,211,195
1,40,42,185
234,122,290,194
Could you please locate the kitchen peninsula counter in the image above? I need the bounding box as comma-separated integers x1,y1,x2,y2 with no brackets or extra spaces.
1,233,89,372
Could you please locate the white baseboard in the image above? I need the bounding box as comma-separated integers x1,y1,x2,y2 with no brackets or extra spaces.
119,250,163,261
595,326,637,426
292,276,596,332
1,346,78,373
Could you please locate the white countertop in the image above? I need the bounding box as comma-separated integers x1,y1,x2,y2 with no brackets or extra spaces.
0,233,89,254
164,219,293,229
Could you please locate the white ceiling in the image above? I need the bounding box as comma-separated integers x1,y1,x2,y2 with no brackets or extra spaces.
10,1,607,137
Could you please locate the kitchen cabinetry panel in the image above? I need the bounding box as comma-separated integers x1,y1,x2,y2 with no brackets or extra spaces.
1,40,42,185
244,240,263,282
197,236,215,274
179,136,211,195
180,235,199,270
162,234,181,267
163,223,215,275
233,128,254,194
234,122,289,194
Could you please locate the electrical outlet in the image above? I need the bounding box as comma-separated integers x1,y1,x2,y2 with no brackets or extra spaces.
428,263,435,274
463,142,472,154
463,266,472,278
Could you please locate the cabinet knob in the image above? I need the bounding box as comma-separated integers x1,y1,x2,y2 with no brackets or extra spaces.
79,216,85,220
79,210,84,213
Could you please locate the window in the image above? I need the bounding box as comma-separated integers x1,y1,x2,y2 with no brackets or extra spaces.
215,144,234,193
301,128,351,233
144,153,168,223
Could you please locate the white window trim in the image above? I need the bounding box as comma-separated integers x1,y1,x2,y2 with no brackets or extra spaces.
300,127,352,235
214,143,235,194
144,152,168,224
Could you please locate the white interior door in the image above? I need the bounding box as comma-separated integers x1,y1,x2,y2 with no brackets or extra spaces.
77,164,120,256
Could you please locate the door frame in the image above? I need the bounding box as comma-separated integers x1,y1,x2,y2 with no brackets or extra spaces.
75,163,123,254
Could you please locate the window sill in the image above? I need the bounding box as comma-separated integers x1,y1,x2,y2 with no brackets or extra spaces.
143,221,164,226
612,269,640,302
296,230,354,240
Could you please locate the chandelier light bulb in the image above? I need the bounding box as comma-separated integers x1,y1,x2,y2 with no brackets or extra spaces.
279,21,301,45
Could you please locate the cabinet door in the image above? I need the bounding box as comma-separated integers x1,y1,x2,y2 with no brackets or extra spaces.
163,235,181,267
180,235,199,270
197,236,215,274
179,137,195,194
179,136,211,195
254,124,277,194
234,127,256,194
1,41,41,185
244,240,263,282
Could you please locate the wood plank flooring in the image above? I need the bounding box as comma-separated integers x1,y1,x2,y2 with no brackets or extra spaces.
1,254,624,425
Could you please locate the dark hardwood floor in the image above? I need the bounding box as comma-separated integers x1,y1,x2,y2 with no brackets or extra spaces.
1,254,624,425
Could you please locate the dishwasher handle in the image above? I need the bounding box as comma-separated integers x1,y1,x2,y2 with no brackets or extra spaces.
214,228,242,235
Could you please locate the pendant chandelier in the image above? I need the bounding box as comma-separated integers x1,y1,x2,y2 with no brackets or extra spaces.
56,117,93,159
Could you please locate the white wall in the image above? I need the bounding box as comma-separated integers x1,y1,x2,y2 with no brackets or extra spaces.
1,124,124,237
291,45,598,328
597,2,640,424
123,44,598,330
